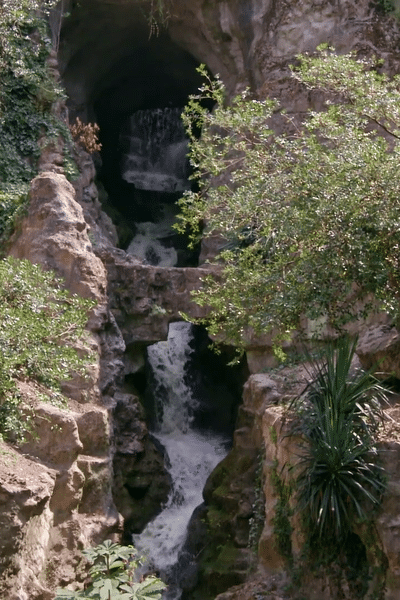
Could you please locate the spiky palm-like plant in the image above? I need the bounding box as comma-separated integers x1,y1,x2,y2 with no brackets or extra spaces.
292,337,388,540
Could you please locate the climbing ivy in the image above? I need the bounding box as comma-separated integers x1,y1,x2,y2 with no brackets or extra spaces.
270,459,294,567
0,0,77,247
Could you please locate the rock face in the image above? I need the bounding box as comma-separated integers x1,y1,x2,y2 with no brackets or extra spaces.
3,0,400,599
99,246,210,345
2,171,123,598
112,392,172,538
0,398,120,600
236,372,400,600
9,171,107,306
184,375,280,598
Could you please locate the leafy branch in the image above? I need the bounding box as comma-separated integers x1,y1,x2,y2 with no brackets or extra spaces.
54,540,166,600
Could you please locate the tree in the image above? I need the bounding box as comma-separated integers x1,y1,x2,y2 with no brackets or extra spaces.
176,49,400,350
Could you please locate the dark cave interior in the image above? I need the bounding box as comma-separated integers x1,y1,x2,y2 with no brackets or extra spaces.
59,1,205,264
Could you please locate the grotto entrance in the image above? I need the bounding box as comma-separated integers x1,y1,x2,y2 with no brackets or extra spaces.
58,0,205,265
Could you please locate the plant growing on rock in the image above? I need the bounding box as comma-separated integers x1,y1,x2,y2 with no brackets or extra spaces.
0,0,76,245
291,337,387,539
70,118,102,154
0,256,95,441
287,337,388,597
177,49,400,350
54,539,166,600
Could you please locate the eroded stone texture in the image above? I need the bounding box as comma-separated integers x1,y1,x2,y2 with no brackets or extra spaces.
188,375,280,598
9,172,107,307
100,246,210,344
0,443,56,600
357,325,400,379
21,404,83,467
112,393,171,537
0,162,123,596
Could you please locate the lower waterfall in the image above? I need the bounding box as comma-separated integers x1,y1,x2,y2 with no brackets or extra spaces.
133,322,228,599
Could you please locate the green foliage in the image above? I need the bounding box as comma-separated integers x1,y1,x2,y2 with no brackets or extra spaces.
270,460,294,565
54,540,166,600
248,451,266,552
0,256,95,441
145,0,171,36
0,0,76,245
291,337,387,541
373,0,398,15
177,51,400,348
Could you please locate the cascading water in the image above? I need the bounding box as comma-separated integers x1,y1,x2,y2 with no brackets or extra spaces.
126,203,178,267
121,107,190,193
121,108,190,266
133,322,228,599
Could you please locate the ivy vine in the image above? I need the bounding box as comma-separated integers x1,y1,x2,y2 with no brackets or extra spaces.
0,0,77,247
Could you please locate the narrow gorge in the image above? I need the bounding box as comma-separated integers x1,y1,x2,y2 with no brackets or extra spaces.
3,1,400,600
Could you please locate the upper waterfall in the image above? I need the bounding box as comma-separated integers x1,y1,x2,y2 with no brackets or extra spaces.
120,108,190,193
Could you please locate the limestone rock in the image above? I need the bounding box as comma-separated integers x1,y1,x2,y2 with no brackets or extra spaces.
100,246,210,343
7,171,111,402
0,442,56,599
77,456,114,515
9,172,107,307
98,311,126,396
72,146,119,251
75,408,109,456
192,375,278,597
50,463,85,514
357,325,400,379
112,393,171,536
21,404,83,467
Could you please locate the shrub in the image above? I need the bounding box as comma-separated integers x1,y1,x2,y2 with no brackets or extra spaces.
54,540,166,600
70,118,102,154
0,256,95,441
291,337,387,540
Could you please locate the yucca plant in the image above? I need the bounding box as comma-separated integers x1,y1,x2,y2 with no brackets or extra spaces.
291,337,388,540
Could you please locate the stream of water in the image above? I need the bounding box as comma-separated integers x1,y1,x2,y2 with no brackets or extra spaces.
122,108,189,266
121,107,190,193
133,322,228,599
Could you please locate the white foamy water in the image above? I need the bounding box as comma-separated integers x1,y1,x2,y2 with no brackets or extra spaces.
121,108,190,193
133,322,228,598
134,431,227,571
127,221,178,267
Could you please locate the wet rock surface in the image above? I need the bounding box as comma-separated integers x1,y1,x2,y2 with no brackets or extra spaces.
112,393,172,539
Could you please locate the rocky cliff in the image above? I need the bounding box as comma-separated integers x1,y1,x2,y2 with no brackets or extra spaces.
2,1,400,599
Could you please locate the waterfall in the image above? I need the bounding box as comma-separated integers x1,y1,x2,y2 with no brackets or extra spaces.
121,108,189,266
121,108,190,193
126,204,178,267
133,322,228,599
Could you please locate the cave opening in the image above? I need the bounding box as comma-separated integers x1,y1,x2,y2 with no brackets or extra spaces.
58,1,206,265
